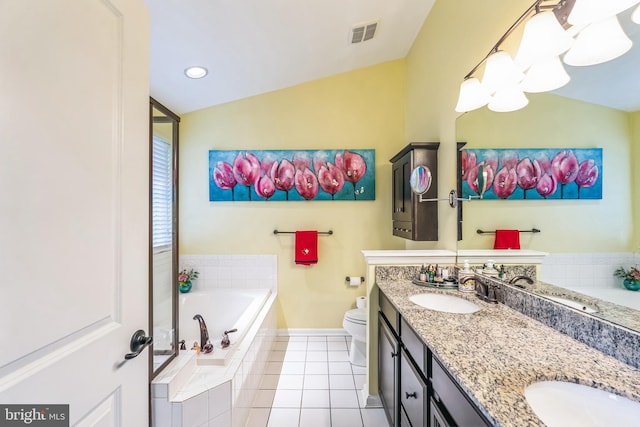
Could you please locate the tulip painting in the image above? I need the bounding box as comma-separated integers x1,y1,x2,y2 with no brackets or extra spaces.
209,149,375,201
461,148,602,200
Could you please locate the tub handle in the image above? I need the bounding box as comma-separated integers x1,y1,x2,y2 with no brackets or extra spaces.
221,329,238,349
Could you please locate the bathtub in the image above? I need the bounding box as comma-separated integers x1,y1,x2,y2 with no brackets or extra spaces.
179,288,271,365
153,287,277,427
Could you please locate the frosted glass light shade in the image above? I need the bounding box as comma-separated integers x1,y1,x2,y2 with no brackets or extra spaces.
482,51,525,95
633,4,640,23
568,0,640,27
515,11,574,70
455,78,491,112
563,16,632,66
521,56,571,93
488,84,529,112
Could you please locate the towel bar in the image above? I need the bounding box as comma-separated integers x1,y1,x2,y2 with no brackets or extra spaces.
273,229,333,235
476,228,540,234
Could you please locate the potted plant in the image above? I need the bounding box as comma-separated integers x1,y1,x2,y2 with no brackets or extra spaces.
178,268,199,293
613,265,640,291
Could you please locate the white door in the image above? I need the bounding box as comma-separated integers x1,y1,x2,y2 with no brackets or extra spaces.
0,0,150,425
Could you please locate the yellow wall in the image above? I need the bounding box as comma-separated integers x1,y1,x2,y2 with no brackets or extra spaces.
404,0,636,252
632,111,640,251
180,61,407,328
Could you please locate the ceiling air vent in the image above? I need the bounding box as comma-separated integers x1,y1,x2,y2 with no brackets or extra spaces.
350,20,379,44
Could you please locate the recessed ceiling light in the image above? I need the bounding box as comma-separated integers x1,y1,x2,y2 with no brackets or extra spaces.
184,66,208,79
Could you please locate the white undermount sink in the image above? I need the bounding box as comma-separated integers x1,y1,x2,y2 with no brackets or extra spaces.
544,295,598,313
409,293,480,314
525,381,640,427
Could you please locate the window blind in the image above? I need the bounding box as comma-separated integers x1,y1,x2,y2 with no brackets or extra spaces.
152,136,173,249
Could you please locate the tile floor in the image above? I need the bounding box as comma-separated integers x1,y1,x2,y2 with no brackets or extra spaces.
245,335,390,427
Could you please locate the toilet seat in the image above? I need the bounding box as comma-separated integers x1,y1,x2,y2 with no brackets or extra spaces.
344,308,366,325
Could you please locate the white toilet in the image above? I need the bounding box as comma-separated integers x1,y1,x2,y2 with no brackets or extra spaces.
343,297,367,366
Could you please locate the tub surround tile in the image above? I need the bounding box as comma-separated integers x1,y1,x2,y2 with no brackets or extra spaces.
376,275,640,427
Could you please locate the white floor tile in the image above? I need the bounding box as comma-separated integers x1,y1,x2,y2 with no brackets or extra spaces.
253,390,276,408
245,408,270,427
303,374,329,390
328,351,350,362
259,375,279,390
329,374,355,390
331,408,364,427
362,408,390,427
308,336,327,342
306,351,328,362
277,374,304,390
267,408,300,427
285,341,308,351
283,351,306,362
307,341,328,351
327,341,348,351
280,362,305,375
272,389,302,408
351,364,366,375
299,408,331,427
328,362,352,375
305,362,329,375
330,390,360,408
301,389,331,408
354,374,366,390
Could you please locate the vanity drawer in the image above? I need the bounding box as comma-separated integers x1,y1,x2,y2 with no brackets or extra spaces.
400,316,425,374
400,347,426,427
379,290,399,334
432,355,489,427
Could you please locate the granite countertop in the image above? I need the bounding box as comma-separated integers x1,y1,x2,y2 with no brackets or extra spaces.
377,279,640,427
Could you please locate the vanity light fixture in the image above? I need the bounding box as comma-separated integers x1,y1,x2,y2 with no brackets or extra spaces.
184,66,208,79
455,0,640,114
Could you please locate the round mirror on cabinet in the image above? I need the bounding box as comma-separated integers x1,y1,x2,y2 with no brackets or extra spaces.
410,165,432,195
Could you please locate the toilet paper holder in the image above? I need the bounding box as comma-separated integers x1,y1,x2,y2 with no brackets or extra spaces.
346,276,365,283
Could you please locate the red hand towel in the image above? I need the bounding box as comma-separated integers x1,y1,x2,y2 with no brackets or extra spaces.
494,229,520,250
295,231,318,265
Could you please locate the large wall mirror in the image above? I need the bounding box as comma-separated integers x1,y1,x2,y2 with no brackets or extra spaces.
150,97,180,378
455,9,639,333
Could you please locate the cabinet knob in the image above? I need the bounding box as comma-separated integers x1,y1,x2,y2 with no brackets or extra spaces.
405,391,418,399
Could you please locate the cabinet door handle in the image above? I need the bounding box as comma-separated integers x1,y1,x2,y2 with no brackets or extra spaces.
405,391,418,399
391,351,398,358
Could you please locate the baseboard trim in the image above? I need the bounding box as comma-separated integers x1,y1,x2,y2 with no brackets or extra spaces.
277,328,349,337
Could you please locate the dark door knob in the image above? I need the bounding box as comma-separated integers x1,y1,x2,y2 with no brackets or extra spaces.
124,329,153,360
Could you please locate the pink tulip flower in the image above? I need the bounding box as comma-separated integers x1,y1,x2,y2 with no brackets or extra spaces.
213,161,237,200
575,159,599,199
516,158,542,199
461,150,477,180
317,163,345,199
292,152,311,171
233,152,261,200
294,168,319,200
493,167,518,199
256,175,276,200
466,163,494,196
337,150,367,200
536,174,557,198
269,159,296,199
551,150,579,199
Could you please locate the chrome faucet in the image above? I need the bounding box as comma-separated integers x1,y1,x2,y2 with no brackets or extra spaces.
193,314,213,354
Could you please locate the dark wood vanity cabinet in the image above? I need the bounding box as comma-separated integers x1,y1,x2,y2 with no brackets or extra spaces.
390,142,439,241
378,289,491,427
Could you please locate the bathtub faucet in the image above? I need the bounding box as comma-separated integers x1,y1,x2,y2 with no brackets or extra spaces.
193,314,214,354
